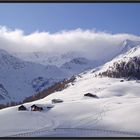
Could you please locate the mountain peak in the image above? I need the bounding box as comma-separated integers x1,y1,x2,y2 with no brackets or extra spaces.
98,45,140,79
121,39,140,53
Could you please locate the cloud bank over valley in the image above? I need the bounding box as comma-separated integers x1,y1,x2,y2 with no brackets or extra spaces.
0,26,140,61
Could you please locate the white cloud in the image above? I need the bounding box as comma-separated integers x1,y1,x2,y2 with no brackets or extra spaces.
0,26,140,60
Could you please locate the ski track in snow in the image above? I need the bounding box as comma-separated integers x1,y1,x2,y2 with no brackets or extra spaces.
4,99,107,137
5,99,140,137
6,113,59,137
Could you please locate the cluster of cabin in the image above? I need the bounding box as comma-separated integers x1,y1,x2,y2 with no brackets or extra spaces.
18,93,99,111
18,98,64,111
18,104,44,111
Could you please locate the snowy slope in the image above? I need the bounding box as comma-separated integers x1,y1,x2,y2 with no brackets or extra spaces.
61,57,102,75
0,49,69,104
0,71,140,137
96,44,140,79
1,50,140,137
13,51,78,67
0,39,140,137
13,52,104,76
121,39,140,54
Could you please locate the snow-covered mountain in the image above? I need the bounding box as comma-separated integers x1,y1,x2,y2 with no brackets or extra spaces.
1,39,140,105
0,50,105,105
13,51,105,78
12,39,140,66
12,51,78,67
61,57,102,74
121,39,140,54
97,44,140,79
0,49,70,104
1,42,140,136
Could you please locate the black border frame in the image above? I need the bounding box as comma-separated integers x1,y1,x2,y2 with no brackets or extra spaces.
0,1,140,140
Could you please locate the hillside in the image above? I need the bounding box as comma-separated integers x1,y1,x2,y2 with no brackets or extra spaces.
98,45,140,79
0,68,140,137
0,49,69,104
0,42,140,137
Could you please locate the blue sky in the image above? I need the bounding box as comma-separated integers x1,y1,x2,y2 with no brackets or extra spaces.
0,3,140,35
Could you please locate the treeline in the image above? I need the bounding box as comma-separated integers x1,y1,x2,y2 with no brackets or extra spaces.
23,75,76,103
99,56,140,79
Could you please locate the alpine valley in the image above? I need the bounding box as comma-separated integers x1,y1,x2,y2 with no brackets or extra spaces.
0,39,140,137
